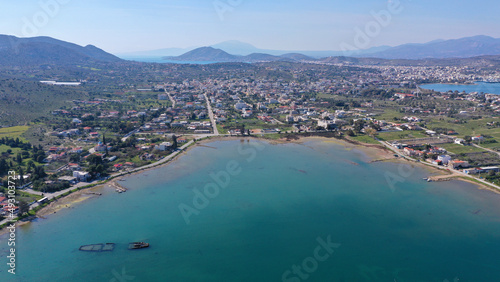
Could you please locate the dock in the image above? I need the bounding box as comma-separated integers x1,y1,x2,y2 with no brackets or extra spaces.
426,174,460,182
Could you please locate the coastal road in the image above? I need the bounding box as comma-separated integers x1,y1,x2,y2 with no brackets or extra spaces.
14,140,196,218
204,93,219,135
376,138,500,192
109,139,195,178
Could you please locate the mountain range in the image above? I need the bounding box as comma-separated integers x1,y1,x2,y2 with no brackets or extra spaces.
121,40,389,58
125,35,500,61
0,35,122,66
361,35,500,59
162,47,312,63
2,34,500,67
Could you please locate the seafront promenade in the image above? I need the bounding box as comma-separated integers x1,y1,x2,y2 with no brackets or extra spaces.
0,140,195,227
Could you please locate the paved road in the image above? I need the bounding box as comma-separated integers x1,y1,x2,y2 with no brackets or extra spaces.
167,92,176,108
3,140,196,224
376,138,500,191
471,143,500,157
110,140,194,177
204,93,219,135
121,128,140,142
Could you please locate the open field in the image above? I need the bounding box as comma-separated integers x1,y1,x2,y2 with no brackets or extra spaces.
426,117,500,138
377,130,429,141
351,134,379,144
440,143,487,154
0,126,29,140
373,109,407,121
0,144,22,154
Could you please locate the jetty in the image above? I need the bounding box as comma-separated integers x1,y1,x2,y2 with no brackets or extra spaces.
426,174,460,182
109,181,128,193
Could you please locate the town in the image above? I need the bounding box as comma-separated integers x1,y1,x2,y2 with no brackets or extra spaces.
2,60,500,226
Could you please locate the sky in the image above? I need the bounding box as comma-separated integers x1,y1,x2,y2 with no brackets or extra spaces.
0,0,499,54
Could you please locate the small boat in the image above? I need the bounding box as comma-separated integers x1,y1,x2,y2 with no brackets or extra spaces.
128,242,149,250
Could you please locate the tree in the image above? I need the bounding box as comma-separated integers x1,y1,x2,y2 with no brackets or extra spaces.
18,200,30,216
365,128,377,137
18,167,24,185
171,135,178,150
353,120,365,133
69,154,81,163
87,154,103,166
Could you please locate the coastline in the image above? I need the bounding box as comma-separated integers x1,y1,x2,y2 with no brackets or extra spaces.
3,134,499,236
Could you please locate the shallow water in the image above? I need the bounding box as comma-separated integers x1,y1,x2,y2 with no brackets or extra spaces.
1,139,500,281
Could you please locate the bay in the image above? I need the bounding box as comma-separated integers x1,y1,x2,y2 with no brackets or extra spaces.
420,82,500,95
1,139,500,281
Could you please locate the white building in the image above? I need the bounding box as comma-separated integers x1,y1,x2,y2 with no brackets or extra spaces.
73,171,90,182
437,155,452,165
155,142,172,151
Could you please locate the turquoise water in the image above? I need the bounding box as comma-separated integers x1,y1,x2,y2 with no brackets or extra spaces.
1,139,500,281
420,82,500,95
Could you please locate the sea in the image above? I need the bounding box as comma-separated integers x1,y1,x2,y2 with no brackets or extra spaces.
420,82,500,95
1,139,500,281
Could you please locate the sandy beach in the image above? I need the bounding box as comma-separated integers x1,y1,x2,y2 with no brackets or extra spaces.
4,134,498,235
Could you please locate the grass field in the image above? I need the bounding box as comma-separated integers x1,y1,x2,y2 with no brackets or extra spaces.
440,143,487,154
377,130,429,141
0,144,22,154
477,141,500,150
373,109,406,121
426,117,500,138
0,126,29,140
350,135,379,144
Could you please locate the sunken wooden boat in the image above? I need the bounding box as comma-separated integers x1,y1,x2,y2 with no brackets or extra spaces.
79,243,115,252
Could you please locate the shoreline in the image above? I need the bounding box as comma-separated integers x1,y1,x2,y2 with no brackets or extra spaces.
3,134,499,235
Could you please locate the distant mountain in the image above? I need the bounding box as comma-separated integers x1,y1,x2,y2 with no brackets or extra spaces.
166,47,239,62
211,40,261,55
0,35,121,66
118,47,197,58
163,47,316,63
118,35,500,61
123,40,391,59
362,35,500,59
280,53,317,61
210,40,391,58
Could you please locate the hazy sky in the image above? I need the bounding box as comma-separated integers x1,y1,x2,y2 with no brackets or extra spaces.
1,0,499,54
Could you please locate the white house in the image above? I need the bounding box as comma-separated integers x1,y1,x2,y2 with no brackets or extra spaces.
73,171,90,182
471,136,484,142
155,142,172,151
437,155,452,165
